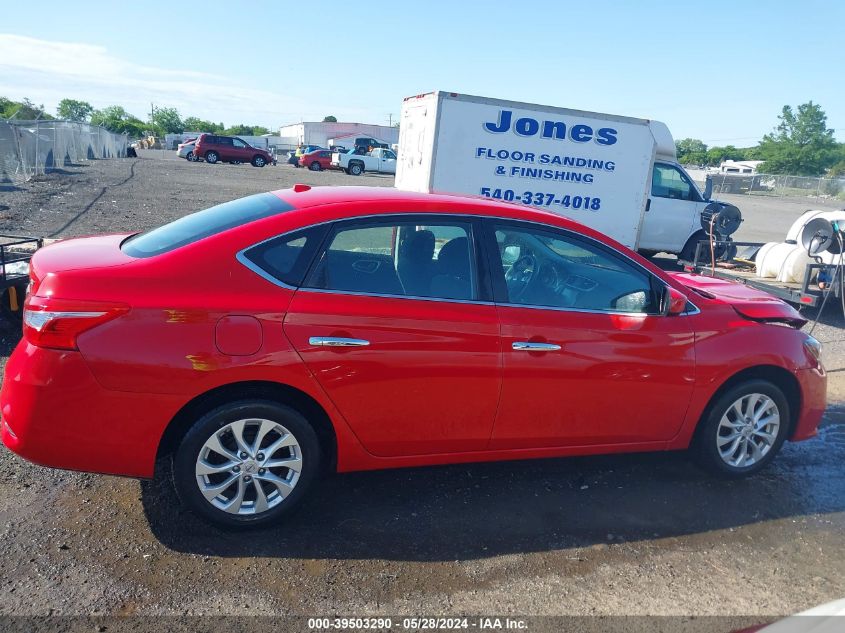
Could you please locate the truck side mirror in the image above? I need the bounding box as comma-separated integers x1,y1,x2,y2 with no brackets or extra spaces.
703,175,713,201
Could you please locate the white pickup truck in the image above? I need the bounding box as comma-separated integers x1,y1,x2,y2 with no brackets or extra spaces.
332,147,398,176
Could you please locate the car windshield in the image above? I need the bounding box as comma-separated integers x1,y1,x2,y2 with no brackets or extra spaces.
121,193,293,257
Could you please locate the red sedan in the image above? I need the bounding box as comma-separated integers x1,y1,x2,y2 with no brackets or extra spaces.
298,149,334,171
1,187,826,529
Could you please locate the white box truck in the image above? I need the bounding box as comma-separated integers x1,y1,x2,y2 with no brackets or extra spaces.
396,91,740,258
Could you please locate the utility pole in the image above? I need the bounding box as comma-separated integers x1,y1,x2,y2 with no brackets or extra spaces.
387,113,393,127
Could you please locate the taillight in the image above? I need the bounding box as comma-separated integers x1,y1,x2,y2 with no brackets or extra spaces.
23,296,128,350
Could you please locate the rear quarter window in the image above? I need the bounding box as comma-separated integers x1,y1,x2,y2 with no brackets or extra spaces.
121,192,293,258
240,225,329,287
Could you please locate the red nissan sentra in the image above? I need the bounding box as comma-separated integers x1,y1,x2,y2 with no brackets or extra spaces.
0,186,826,528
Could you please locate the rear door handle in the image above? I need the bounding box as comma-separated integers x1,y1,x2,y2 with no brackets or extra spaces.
512,341,561,351
309,336,370,347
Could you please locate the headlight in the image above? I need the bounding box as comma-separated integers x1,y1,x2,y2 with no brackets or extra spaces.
803,335,822,363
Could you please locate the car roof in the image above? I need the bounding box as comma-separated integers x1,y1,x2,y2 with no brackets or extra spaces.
271,186,590,232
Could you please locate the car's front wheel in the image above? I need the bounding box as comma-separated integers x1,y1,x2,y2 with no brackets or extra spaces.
252,155,266,167
185,151,194,161
173,400,321,529
693,379,790,477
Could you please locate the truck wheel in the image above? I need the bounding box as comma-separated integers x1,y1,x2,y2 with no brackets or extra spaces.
679,231,709,264
205,151,219,164
349,162,363,176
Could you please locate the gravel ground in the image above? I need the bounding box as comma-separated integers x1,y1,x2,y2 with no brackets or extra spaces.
0,152,843,625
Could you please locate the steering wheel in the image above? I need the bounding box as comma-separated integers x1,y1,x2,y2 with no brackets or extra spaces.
505,255,537,301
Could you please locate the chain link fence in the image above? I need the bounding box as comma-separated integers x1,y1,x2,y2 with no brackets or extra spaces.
688,168,845,201
0,120,128,185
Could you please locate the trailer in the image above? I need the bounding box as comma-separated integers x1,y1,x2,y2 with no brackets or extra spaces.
0,235,43,320
685,239,833,308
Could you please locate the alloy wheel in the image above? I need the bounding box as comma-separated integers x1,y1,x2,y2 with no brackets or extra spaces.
195,418,302,515
716,393,780,468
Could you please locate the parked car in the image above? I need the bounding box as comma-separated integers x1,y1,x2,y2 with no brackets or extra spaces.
2,187,826,529
294,144,325,158
177,139,197,161
298,149,334,171
193,134,273,167
332,147,397,175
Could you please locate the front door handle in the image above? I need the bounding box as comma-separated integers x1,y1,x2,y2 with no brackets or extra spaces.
309,336,370,347
512,341,561,352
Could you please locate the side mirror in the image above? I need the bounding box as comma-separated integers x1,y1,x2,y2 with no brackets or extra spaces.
662,286,688,316
703,175,713,201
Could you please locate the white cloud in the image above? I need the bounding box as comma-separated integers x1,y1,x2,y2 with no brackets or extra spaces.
0,34,373,127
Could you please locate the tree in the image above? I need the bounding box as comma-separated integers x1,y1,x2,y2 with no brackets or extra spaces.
705,145,744,167
90,106,147,137
150,106,184,134
0,97,52,120
183,117,223,133
57,99,93,122
757,102,839,176
222,124,270,136
322,115,337,122
675,138,707,165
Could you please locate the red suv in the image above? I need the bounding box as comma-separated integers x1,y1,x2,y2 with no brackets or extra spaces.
193,134,273,167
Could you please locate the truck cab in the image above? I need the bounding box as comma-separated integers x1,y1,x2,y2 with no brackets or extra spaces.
637,122,730,259
639,160,713,256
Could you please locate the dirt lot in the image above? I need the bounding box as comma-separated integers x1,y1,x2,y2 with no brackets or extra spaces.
0,152,843,625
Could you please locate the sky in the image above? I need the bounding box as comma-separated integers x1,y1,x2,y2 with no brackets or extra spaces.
1,0,843,146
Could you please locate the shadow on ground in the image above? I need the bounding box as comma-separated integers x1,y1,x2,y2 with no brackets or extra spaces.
142,419,844,561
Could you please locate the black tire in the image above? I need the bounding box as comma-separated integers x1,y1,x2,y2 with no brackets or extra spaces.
692,379,790,478
185,151,193,161
205,150,219,164
348,162,363,176
679,231,709,264
680,232,737,265
252,155,266,168
172,400,321,529
309,161,321,171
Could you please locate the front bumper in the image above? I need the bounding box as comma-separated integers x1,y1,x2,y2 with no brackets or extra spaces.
1,341,183,478
791,366,827,441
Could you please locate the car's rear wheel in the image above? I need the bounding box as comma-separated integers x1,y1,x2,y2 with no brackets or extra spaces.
205,151,219,164
349,162,363,176
173,400,320,529
309,161,321,171
252,155,266,167
693,379,790,477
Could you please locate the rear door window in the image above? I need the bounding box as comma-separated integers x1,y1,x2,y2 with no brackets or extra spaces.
304,219,478,301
